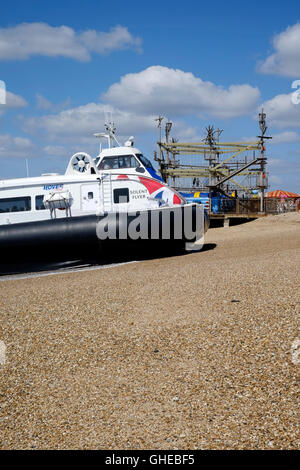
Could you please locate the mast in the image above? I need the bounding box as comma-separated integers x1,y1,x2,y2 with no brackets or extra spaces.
257,109,271,213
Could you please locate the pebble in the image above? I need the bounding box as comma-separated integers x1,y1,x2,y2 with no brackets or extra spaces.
0,212,299,449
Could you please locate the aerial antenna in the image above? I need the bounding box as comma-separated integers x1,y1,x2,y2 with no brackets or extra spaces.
216,128,223,143
93,132,108,153
165,120,172,143
105,121,120,147
257,109,272,213
25,158,29,177
204,125,217,149
164,120,173,166
155,116,164,142
94,121,120,149
258,108,267,137
155,116,164,161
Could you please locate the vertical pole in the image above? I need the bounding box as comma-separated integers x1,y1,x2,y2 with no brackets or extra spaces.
155,116,164,167
258,108,268,214
165,120,172,166
260,143,265,213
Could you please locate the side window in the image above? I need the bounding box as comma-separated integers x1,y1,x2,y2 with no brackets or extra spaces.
118,156,140,168
129,156,140,168
99,157,118,170
118,157,129,169
0,196,31,213
113,188,129,204
35,195,46,210
99,155,140,170
88,192,94,199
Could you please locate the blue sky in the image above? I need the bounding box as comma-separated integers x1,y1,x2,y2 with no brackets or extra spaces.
0,0,300,192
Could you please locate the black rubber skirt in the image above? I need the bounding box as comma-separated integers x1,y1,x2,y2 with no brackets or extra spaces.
0,205,209,263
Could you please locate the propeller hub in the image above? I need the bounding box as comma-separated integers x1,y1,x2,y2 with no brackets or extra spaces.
78,159,86,169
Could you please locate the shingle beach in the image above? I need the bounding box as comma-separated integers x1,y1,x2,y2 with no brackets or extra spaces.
0,212,299,449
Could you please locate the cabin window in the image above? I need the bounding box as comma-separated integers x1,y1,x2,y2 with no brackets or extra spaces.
113,188,129,204
99,157,119,170
118,155,140,169
35,195,46,210
88,192,94,199
0,196,31,213
99,155,140,170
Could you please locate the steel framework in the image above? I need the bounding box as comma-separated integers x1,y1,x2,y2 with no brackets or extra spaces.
154,111,271,213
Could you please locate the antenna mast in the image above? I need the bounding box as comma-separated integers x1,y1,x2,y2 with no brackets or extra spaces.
104,121,120,148
25,158,29,177
155,116,164,161
257,109,272,213
94,121,120,152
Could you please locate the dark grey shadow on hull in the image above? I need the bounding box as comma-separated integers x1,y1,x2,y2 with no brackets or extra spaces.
0,241,217,277
0,207,213,276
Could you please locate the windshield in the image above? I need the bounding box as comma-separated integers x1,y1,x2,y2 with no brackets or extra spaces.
136,154,154,170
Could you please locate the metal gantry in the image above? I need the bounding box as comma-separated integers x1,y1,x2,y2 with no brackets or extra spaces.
154,111,271,213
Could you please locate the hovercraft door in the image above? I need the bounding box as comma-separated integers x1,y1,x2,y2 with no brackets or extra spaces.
81,184,100,212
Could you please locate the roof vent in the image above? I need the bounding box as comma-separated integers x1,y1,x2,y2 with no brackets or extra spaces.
125,136,134,147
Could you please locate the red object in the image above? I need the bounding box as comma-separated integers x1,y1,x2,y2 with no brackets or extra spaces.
265,190,300,198
173,194,182,205
138,176,164,195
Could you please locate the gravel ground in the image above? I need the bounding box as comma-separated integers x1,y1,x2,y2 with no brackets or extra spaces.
0,212,299,450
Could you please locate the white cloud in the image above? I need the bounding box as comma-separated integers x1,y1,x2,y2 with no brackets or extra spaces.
36,93,71,111
268,158,283,168
0,90,27,109
6,91,28,108
80,26,142,55
21,66,261,153
21,66,261,147
43,145,68,157
23,106,207,162
0,23,142,61
0,90,28,116
168,121,203,141
0,134,35,158
0,80,5,104
259,23,300,77
102,66,260,119
268,157,300,175
36,94,53,110
269,174,282,185
23,102,156,143
271,131,300,144
260,92,300,128
267,157,300,193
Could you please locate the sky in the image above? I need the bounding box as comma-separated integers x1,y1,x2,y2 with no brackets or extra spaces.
0,0,300,192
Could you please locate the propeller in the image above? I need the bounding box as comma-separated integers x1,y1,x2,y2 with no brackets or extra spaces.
71,153,91,173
